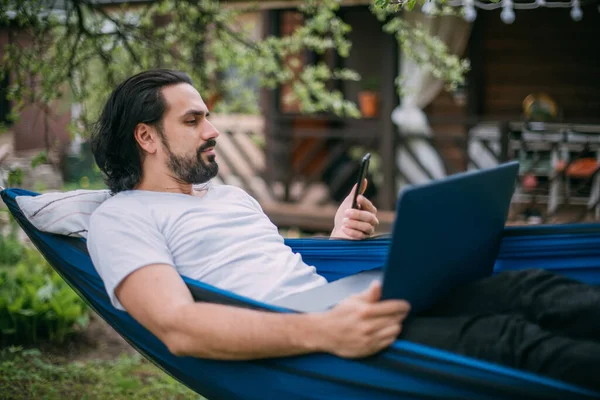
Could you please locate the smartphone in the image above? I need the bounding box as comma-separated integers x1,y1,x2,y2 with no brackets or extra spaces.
352,153,371,209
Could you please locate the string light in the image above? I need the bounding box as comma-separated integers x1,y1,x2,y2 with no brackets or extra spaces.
501,0,516,23
435,0,597,23
570,0,583,20
421,0,435,14
463,0,478,21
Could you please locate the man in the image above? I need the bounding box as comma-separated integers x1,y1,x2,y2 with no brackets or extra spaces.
88,69,600,391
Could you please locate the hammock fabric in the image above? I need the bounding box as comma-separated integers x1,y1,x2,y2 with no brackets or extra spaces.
2,187,600,400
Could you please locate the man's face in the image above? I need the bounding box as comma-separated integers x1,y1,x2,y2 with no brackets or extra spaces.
158,83,220,184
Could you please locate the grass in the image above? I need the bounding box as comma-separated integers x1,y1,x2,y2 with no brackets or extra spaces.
0,347,206,400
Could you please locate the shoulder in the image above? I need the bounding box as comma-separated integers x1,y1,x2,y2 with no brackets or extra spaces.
209,183,263,210
205,182,253,200
91,192,149,220
88,192,159,237
87,191,169,255
213,184,250,197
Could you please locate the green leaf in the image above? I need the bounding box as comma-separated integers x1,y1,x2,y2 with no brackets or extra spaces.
7,345,23,353
75,314,90,329
30,151,48,168
36,282,55,302
17,309,35,317
0,243,90,346
22,348,41,357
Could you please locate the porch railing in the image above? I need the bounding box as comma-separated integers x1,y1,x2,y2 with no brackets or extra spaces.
209,113,600,229
398,119,600,223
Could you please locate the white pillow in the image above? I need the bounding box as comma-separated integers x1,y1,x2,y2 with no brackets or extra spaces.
16,190,112,239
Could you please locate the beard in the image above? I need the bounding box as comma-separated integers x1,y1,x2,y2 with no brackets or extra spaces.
164,138,219,185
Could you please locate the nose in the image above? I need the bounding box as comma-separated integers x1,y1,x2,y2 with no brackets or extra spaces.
201,118,220,142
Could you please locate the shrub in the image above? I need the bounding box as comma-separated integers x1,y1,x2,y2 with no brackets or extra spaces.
0,236,90,346
0,233,24,266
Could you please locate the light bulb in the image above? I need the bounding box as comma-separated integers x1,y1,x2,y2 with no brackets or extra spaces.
464,6,477,22
422,0,435,14
571,5,583,21
501,7,515,23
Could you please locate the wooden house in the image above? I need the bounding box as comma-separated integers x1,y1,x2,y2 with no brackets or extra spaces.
252,1,600,228
3,0,598,230
258,1,400,212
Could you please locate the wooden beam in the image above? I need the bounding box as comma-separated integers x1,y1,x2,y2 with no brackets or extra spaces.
260,201,397,234
260,9,281,185
223,0,372,10
466,17,485,119
378,27,400,211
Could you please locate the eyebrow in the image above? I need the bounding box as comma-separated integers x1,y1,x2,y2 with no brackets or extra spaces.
181,109,209,118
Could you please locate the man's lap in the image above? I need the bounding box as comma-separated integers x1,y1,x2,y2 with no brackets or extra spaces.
399,311,600,391
273,267,600,389
273,267,557,314
272,269,382,312
401,268,600,389
273,267,600,334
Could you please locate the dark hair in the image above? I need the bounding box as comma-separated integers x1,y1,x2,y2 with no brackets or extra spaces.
91,69,193,193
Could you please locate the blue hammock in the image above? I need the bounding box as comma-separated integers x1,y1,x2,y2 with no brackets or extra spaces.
2,187,600,400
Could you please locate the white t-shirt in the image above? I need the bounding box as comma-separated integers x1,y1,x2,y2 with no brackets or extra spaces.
86,184,327,311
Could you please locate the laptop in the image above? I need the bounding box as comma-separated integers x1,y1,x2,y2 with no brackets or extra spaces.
273,161,520,313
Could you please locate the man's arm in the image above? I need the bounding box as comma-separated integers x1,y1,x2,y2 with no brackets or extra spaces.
116,263,410,360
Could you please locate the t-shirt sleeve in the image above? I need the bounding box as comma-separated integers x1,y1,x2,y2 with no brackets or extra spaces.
86,201,174,311
243,191,265,213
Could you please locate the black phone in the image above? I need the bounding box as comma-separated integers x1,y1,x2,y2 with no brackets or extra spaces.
352,153,371,209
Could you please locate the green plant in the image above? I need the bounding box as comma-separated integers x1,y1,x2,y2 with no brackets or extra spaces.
1,0,469,129
7,167,24,187
0,232,24,266
0,122,9,135
30,151,49,168
0,241,90,346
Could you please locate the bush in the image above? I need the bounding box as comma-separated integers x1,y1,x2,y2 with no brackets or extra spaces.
0,236,90,346
0,233,24,266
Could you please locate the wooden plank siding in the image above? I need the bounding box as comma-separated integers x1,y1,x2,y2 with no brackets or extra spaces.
424,90,469,174
480,6,600,122
422,6,600,177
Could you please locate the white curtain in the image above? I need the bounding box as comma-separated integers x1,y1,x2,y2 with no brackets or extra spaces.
393,11,472,187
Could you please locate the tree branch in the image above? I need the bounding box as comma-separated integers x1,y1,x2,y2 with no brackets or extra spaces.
82,0,143,68
215,21,260,53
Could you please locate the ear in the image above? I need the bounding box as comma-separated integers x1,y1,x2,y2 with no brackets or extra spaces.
134,123,158,155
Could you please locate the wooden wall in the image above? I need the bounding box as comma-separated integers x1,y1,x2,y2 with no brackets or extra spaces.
423,5,600,174
425,87,468,173
0,28,72,154
480,5,600,122
339,6,393,106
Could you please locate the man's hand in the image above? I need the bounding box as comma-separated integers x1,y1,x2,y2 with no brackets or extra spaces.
312,281,410,358
331,179,379,240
